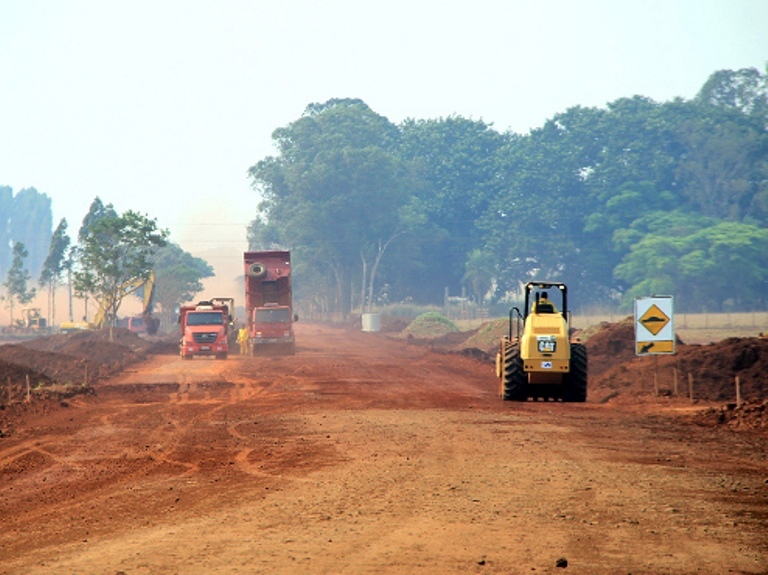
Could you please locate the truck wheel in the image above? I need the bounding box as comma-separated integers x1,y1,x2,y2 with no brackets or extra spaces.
499,340,526,401
562,343,587,402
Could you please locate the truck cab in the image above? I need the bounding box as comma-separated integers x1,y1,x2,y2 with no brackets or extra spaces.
179,301,230,360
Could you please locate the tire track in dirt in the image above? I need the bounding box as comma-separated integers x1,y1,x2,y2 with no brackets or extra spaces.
2,324,767,575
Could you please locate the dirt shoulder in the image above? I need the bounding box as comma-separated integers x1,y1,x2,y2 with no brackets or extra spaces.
1,323,767,574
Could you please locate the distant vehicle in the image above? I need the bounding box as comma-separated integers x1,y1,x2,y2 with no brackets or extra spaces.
244,250,297,355
178,300,232,360
21,308,47,330
60,272,157,334
127,272,159,335
496,281,587,402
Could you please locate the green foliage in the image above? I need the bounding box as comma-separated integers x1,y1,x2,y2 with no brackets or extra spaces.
73,200,168,326
39,219,71,287
614,218,768,311
245,67,768,314
3,242,36,324
397,116,508,302
249,98,423,316
462,249,495,304
149,242,214,328
0,186,53,280
38,218,71,325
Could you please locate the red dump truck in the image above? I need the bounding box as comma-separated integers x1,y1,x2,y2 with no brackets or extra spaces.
244,250,297,354
179,300,232,360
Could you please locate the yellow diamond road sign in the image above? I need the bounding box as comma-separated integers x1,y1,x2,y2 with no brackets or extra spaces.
639,304,670,336
634,296,675,356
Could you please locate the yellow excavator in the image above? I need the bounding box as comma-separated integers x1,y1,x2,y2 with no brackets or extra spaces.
127,273,159,335
60,272,157,334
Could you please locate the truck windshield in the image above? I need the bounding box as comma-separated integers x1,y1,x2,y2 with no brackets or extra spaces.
256,308,291,323
187,312,223,326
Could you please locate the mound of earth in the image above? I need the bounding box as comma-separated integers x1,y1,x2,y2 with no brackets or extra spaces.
403,312,459,338
379,316,410,333
694,399,768,432
578,317,637,377
0,329,176,424
391,315,768,430
591,337,768,402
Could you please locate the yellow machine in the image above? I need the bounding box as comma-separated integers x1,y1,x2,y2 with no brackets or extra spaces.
21,308,47,330
127,272,159,334
60,272,156,334
496,281,587,401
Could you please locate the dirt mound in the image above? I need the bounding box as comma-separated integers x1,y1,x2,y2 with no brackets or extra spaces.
590,336,768,402
403,312,459,338
379,316,409,333
463,318,508,355
0,329,173,429
579,317,637,377
19,327,156,358
398,316,768,431
694,399,768,432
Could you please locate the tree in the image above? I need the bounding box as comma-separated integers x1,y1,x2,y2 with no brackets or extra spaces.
675,106,768,223
696,67,768,122
480,115,595,304
0,186,54,281
149,242,214,329
462,249,495,304
73,209,168,327
3,242,36,325
10,187,53,278
249,98,421,316
39,218,71,326
241,68,768,314
398,116,508,302
614,213,768,311
78,196,117,242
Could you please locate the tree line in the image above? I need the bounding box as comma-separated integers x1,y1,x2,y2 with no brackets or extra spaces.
2,197,213,330
248,67,768,315
0,186,53,280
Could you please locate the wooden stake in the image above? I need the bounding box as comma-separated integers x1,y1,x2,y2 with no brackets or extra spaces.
688,372,694,401
26,375,31,402
735,376,742,407
673,366,679,397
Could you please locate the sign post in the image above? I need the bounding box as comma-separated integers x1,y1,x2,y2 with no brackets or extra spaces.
634,296,675,356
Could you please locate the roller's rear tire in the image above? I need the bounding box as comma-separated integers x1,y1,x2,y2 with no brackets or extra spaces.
499,339,527,401
562,343,587,402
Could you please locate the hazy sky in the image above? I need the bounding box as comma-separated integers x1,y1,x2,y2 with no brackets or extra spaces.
1,0,766,280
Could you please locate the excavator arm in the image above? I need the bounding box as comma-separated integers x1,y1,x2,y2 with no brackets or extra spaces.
93,272,155,329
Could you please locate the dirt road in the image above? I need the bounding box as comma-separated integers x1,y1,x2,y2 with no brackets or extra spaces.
1,323,767,574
